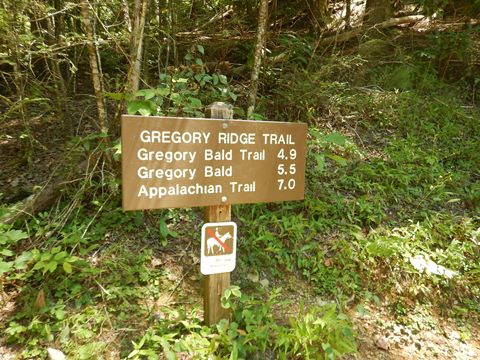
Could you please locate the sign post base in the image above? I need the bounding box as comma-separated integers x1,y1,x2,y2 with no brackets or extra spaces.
204,270,230,325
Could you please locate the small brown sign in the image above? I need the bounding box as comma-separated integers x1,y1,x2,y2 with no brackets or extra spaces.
121,115,307,210
203,224,235,256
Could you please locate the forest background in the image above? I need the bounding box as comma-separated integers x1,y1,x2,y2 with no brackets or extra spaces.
0,0,479,359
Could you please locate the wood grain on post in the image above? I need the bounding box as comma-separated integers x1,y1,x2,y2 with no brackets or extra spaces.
204,102,233,326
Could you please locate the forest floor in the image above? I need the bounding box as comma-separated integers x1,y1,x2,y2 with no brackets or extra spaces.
1,228,479,359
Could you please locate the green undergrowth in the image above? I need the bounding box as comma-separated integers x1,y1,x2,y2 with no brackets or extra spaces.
0,206,356,359
126,288,355,360
238,49,480,330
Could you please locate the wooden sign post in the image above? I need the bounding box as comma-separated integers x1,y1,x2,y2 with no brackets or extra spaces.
203,102,232,325
121,103,308,326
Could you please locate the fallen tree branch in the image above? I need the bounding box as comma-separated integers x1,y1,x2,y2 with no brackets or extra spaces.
375,15,425,29
3,175,79,225
194,7,234,32
320,15,425,46
175,30,255,42
2,150,101,225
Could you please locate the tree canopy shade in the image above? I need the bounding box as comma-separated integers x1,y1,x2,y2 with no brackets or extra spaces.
1,0,479,121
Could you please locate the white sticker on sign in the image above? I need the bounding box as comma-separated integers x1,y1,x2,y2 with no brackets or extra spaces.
200,222,237,275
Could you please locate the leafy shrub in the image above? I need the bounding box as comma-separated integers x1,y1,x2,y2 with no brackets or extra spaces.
275,303,357,360
0,225,30,274
125,45,237,117
125,286,356,359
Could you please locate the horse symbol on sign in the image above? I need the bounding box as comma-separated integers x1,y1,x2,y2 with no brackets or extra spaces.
204,225,234,256
207,228,232,254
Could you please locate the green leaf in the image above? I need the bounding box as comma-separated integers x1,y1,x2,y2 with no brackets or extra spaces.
159,219,169,239
0,248,14,256
197,44,205,55
135,89,147,97
229,342,238,360
219,75,228,85
231,287,241,297
127,100,156,116
54,251,68,262
127,100,144,115
195,58,203,66
51,246,61,254
155,87,170,96
45,261,58,273
327,154,347,166
40,252,52,261
113,142,122,157
250,113,265,120
32,261,45,272
188,97,202,108
229,92,238,102
313,318,326,327
63,262,73,274
324,132,347,146
3,229,29,243
0,261,13,274
104,92,125,100
66,255,81,263
315,154,325,171
170,93,182,103
142,89,157,100
31,249,40,259
138,108,152,116
14,251,33,269
165,351,176,360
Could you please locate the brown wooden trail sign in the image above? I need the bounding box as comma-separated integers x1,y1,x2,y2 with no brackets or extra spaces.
121,114,307,210
121,102,307,325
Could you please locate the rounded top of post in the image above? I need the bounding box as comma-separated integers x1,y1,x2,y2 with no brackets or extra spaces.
206,102,233,120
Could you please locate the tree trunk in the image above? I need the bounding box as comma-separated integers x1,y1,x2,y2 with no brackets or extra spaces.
127,0,149,93
189,0,203,19
46,9,66,98
79,0,108,133
247,0,268,119
305,0,328,32
364,0,392,26
113,0,148,127
121,0,132,32
345,0,352,29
